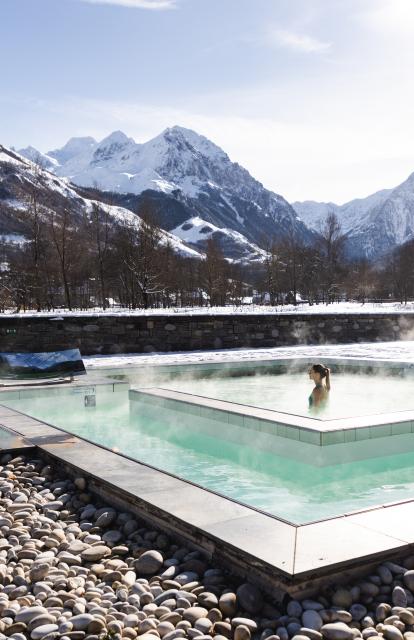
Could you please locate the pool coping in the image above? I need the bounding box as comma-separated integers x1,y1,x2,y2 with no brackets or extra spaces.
129,386,414,446
1,395,414,595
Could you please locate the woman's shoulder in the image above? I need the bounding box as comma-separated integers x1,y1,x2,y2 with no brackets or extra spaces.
313,386,325,396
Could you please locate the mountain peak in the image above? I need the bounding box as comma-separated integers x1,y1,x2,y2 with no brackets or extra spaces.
163,125,198,138
160,125,228,162
18,145,58,169
48,136,97,164
98,130,132,147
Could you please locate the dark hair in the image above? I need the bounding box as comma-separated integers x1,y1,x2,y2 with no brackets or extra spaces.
311,363,331,391
311,363,329,378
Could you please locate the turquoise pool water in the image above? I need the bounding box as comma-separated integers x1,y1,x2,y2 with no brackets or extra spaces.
110,367,414,419
5,382,414,524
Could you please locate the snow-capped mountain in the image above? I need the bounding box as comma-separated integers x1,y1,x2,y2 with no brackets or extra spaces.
19,126,314,259
0,145,202,260
293,176,414,258
14,125,414,260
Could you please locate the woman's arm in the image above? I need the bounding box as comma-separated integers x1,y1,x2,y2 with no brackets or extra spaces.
325,367,331,391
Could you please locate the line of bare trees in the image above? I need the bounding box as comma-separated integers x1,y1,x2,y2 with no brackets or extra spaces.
1,185,413,312
0,180,249,311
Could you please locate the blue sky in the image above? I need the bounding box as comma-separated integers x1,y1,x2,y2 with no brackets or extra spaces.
1,0,414,202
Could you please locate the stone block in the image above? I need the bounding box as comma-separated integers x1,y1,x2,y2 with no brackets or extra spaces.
82,324,99,333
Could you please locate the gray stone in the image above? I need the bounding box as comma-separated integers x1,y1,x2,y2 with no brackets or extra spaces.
175,571,199,585
70,616,95,631
102,530,122,544
321,623,355,640
332,590,353,609
302,611,323,631
335,612,352,625
198,593,219,609
74,477,86,491
404,571,414,593
195,620,213,634
231,619,258,632
219,593,237,617
288,601,303,618
234,626,251,640
382,626,404,640
303,601,324,612
16,608,48,624
377,566,393,585
350,605,368,622
80,545,111,562
134,550,164,575
236,583,263,614
183,607,209,624
375,604,391,622
300,629,323,640
393,587,408,608
399,610,414,625
31,625,59,640
29,563,50,582
95,510,116,528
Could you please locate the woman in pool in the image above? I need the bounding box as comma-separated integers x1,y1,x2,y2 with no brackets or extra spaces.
308,364,330,412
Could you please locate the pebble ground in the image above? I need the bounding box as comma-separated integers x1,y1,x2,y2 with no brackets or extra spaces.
1,454,414,640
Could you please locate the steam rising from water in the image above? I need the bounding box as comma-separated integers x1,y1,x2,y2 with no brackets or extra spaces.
4,359,414,524
106,360,414,420
4,384,414,524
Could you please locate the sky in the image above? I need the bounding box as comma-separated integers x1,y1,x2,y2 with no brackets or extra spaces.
1,0,414,204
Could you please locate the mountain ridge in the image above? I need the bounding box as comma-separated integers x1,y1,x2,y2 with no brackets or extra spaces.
0,144,202,261
16,126,414,259
18,126,315,259
293,174,414,258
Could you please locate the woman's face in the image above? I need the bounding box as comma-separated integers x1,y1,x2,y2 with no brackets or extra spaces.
308,367,321,383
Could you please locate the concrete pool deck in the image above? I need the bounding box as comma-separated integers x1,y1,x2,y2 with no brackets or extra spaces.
1,390,414,596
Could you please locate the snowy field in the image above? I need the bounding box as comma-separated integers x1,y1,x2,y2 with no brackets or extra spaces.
84,340,414,369
3,301,414,318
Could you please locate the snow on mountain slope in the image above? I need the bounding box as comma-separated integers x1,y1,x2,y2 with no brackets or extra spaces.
292,201,339,231
48,136,97,165
0,144,201,260
16,146,58,170
347,173,414,257
293,178,414,258
171,216,267,262
19,126,314,257
293,189,392,234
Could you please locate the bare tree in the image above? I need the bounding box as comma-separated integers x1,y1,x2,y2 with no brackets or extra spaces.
113,203,163,309
86,199,113,309
318,212,347,303
198,237,229,306
49,207,75,310
263,239,282,305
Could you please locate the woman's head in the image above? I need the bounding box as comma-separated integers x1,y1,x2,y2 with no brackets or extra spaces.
309,363,330,383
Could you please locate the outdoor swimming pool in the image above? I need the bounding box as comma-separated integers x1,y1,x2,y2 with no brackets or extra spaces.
107,360,414,419
3,359,414,525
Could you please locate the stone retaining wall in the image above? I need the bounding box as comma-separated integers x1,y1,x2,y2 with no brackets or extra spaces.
0,312,413,355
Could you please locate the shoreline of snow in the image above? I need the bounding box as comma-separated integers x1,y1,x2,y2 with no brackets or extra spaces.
3,302,414,318
84,340,414,369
